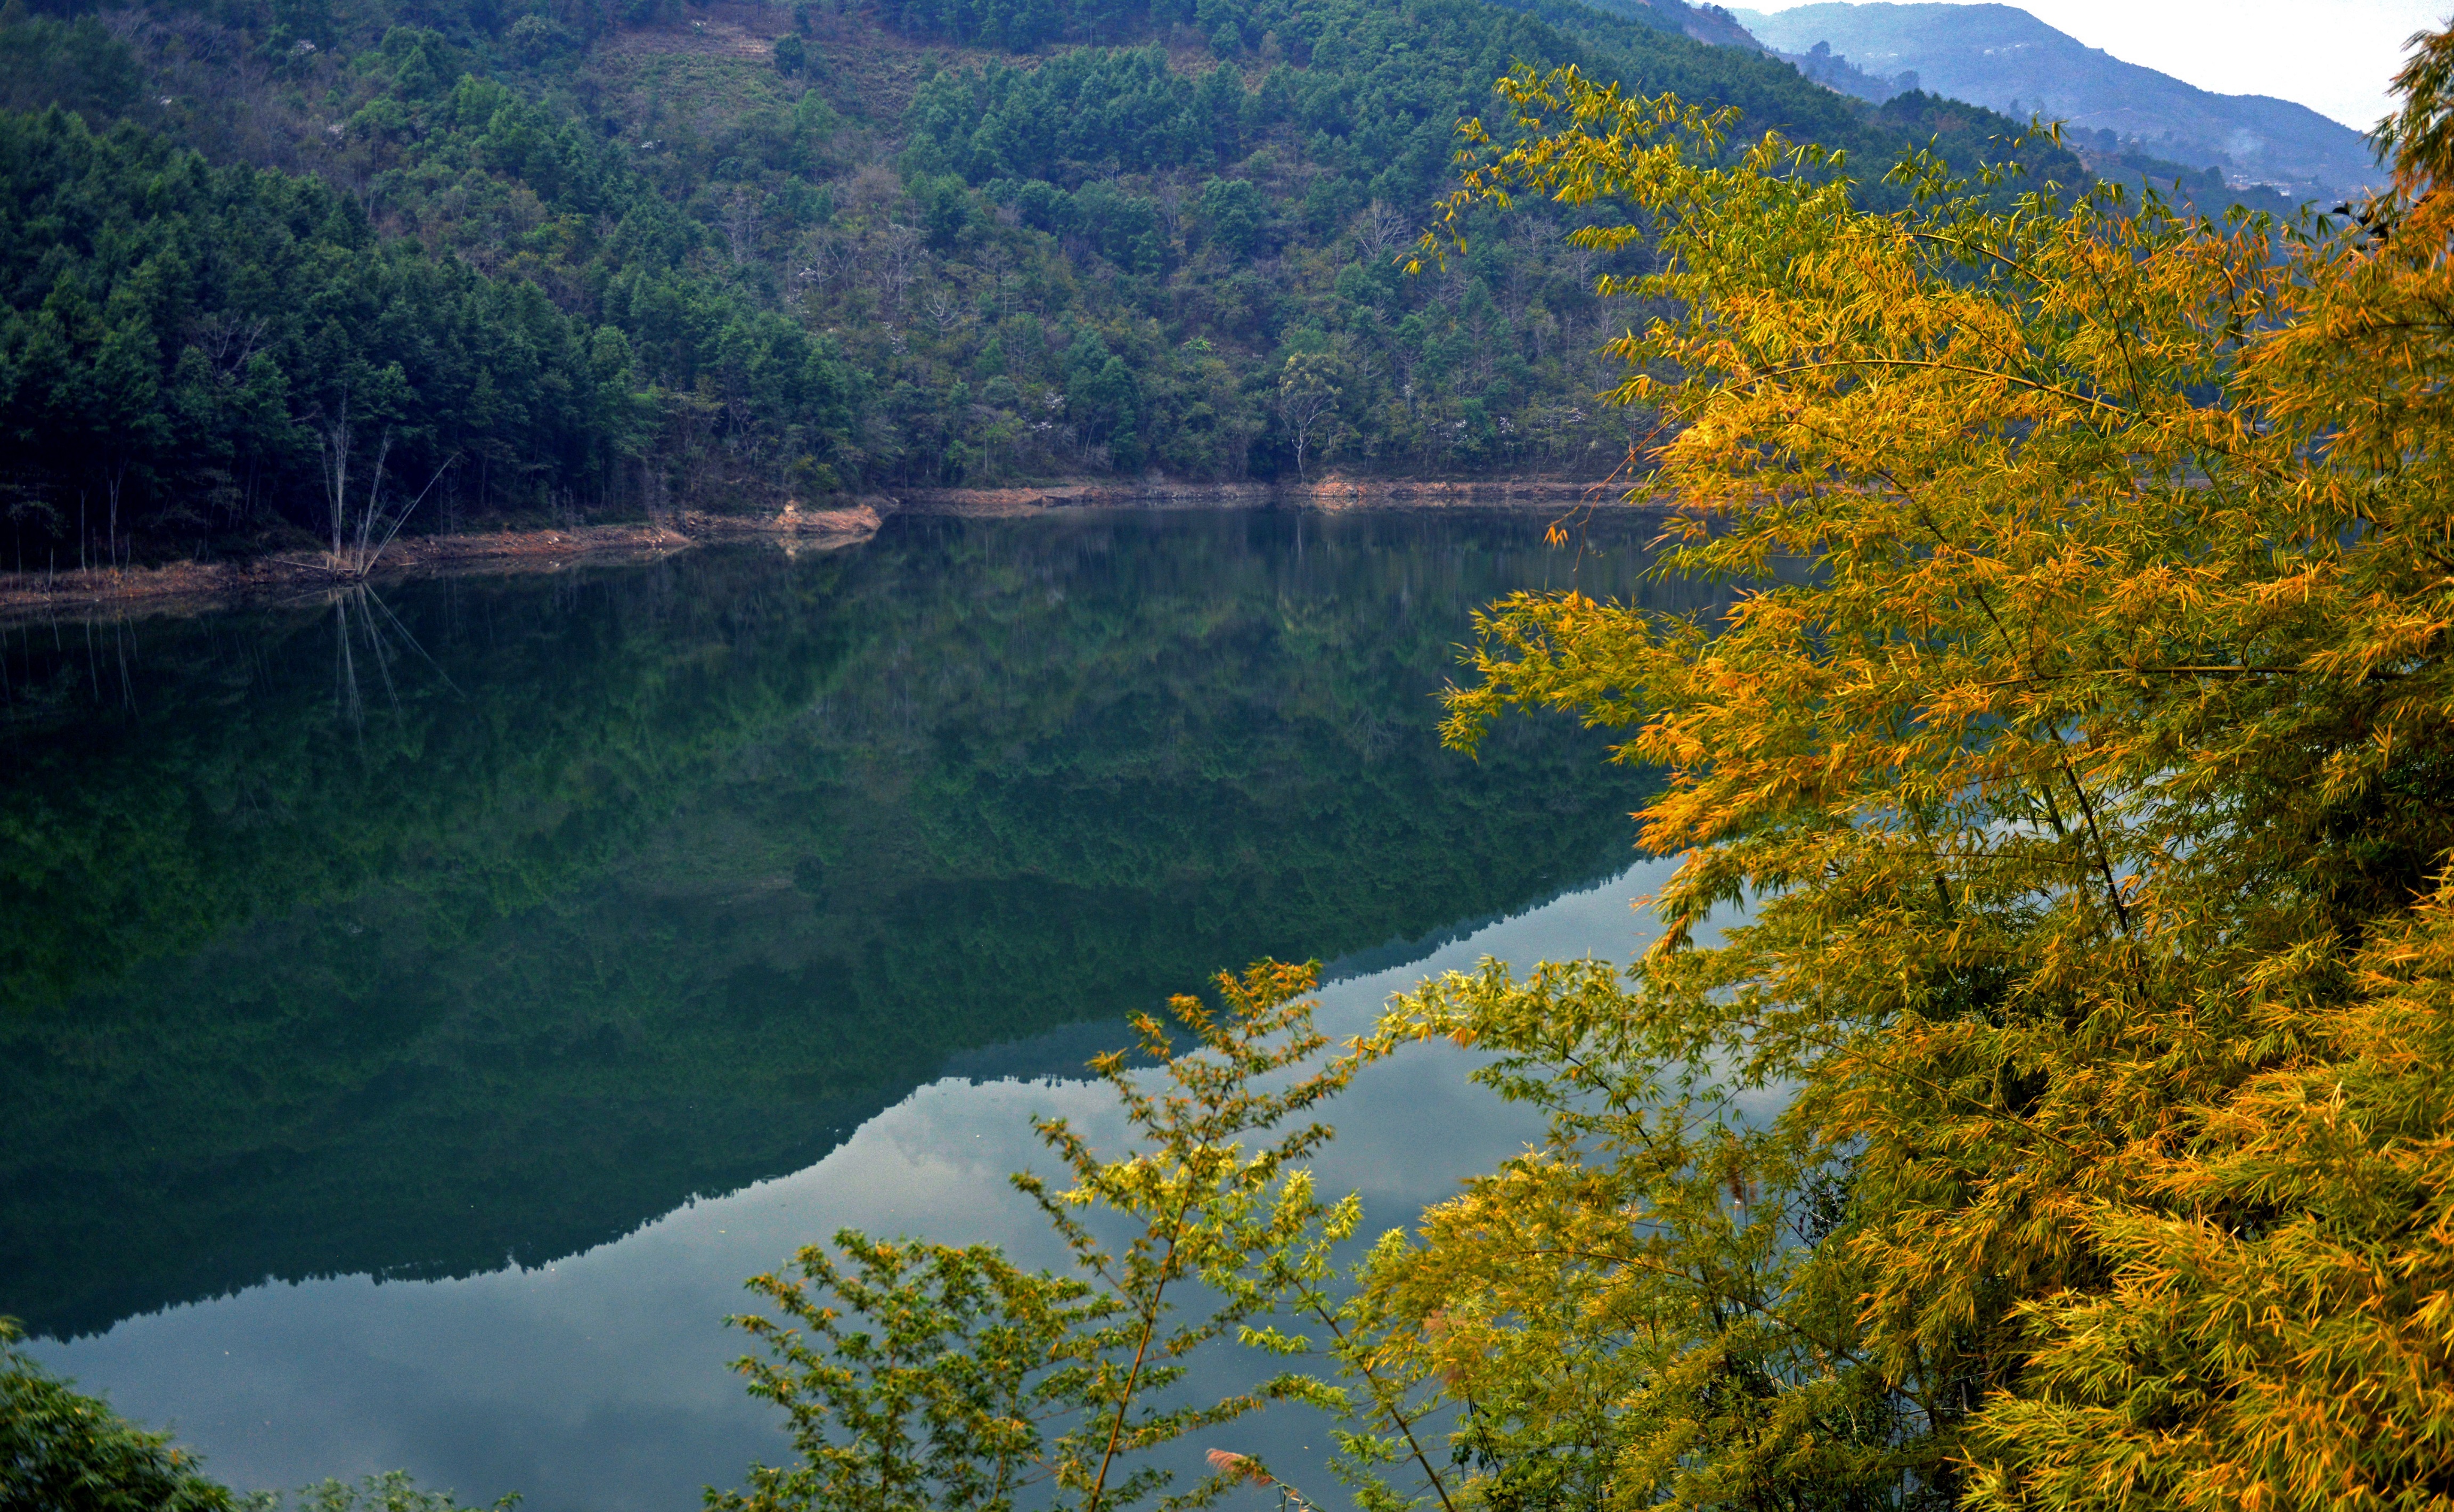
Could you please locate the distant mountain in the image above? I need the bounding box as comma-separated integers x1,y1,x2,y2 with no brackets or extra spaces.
1733,2,2383,202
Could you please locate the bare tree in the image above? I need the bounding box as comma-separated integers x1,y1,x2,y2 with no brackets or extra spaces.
787,231,832,296
315,399,362,564
1274,355,1341,481
843,161,899,215
1512,212,1559,259
312,397,458,578
873,222,925,314
720,189,763,264
1154,175,1187,241
1561,224,1602,288
922,285,967,335
1529,308,1557,362
977,242,1014,317
1583,309,1625,387
1464,305,1497,387
1500,213,1558,324
1498,258,1532,324
795,231,862,296
1353,199,1413,261
192,313,268,377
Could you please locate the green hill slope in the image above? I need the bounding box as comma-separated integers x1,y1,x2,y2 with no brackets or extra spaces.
0,0,2070,562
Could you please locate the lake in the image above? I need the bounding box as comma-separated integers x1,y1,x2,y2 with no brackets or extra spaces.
1,508,1705,1511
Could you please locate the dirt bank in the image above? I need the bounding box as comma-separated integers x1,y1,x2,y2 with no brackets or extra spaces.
0,506,883,621
893,476,1654,516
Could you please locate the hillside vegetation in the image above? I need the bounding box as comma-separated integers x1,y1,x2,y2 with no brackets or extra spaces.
0,0,2068,564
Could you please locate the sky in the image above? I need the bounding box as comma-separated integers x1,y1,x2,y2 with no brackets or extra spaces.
1743,0,2451,128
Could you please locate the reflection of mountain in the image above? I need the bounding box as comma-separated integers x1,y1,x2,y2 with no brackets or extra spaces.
1735,2,2380,202
0,511,1698,1340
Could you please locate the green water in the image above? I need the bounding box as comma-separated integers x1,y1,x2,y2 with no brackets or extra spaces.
1,509,1695,1349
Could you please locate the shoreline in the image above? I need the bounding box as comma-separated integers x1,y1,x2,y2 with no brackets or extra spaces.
893,476,1645,516
0,506,883,622
0,479,1655,620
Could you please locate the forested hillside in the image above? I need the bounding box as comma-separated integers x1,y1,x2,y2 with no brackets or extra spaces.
0,0,2070,562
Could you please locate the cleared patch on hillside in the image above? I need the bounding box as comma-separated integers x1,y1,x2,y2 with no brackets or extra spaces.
604,18,780,60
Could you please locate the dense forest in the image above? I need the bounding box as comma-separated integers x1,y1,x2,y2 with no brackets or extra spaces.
0,0,2072,563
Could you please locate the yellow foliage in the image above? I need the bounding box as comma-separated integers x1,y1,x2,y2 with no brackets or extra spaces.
1364,40,2454,1512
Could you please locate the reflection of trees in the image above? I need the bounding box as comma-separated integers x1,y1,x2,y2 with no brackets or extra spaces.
0,511,1705,1337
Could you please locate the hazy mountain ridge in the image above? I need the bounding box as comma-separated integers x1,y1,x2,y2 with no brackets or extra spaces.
1734,2,2382,202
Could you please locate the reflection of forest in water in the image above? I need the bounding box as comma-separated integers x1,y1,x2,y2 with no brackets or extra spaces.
0,510,1704,1340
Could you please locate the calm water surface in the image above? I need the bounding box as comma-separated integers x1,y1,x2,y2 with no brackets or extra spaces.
2,509,1709,1510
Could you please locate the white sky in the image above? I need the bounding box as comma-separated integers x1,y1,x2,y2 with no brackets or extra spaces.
1743,0,2451,129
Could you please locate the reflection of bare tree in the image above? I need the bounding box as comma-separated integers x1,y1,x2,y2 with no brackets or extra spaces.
331,586,385,729
327,582,455,730
26,614,148,715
